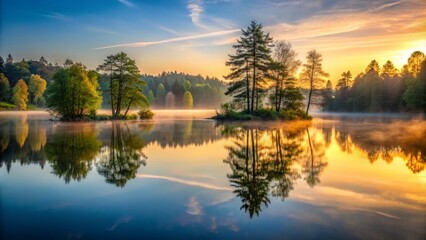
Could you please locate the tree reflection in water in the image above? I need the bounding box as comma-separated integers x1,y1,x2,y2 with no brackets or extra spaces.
45,124,101,183
302,128,328,188
326,119,426,174
221,122,326,218
96,122,147,187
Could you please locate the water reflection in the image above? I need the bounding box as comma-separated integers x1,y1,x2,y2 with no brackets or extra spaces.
0,113,425,239
0,113,425,190
221,122,327,218
96,122,147,187
302,128,328,188
321,119,426,174
45,124,101,183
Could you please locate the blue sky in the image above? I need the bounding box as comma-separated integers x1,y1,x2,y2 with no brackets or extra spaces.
1,0,425,81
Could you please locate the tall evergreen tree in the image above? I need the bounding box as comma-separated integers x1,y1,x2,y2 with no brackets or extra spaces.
0,73,11,102
335,71,352,110
0,56,5,74
156,83,166,107
225,20,273,114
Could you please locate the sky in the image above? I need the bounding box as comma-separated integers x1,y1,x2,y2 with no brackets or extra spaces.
0,0,425,84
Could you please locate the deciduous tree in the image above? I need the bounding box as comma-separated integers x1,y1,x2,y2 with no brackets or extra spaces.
47,63,101,119
300,50,329,114
12,79,29,110
28,74,47,106
183,91,193,109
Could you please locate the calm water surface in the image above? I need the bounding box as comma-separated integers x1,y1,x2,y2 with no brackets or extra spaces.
0,111,425,239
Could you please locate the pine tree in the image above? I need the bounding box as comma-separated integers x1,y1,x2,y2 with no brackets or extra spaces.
98,52,147,117
225,20,273,114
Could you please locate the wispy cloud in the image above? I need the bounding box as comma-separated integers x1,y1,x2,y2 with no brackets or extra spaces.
187,0,204,27
118,0,135,8
40,12,73,22
370,0,406,12
93,29,239,50
86,27,119,35
156,25,182,35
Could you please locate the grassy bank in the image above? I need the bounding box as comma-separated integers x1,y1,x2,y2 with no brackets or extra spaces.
0,102,39,111
213,108,312,121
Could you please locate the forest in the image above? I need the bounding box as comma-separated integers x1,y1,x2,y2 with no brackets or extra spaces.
322,51,426,112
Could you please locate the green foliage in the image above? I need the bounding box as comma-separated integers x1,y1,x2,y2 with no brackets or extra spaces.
220,21,307,121
28,74,47,106
156,83,166,106
215,102,310,121
252,109,280,120
182,91,193,109
0,73,11,102
321,80,333,111
97,52,149,117
0,101,15,110
46,63,101,120
279,109,312,120
323,53,425,113
142,72,226,108
225,20,274,114
12,79,29,110
146,90,155,105
183,80,191,91
96,122,146,187
403,75,425,109
93,114,111,121
45,126,101,183
125,114,138,120
4,58,31,87
300,50,329,114
138,108,154,119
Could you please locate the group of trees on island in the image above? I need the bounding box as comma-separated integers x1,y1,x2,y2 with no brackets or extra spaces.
218,20,329,120
322,51,426,112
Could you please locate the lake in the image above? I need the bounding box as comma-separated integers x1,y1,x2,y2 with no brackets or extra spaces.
0,110,425,239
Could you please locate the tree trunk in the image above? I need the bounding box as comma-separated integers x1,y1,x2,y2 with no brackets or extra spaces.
124,91,137,116
306,86,313,114
246,61,250,112
110,69,114,118
251,41,256,115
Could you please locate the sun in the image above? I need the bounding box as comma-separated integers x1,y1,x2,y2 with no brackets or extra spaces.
392,40,426,68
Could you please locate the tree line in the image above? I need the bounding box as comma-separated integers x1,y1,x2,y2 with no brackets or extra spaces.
322,51,426,112
135,72,226,109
